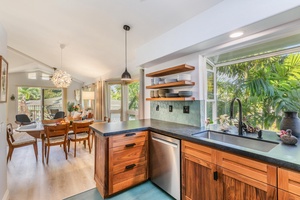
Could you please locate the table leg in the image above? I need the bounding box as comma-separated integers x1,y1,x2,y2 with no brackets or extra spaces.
42,134,45,164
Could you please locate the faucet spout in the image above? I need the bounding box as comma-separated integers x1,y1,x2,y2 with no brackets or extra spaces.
230,97,243,135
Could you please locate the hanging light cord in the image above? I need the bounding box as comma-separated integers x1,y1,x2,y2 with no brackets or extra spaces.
125,28,127,70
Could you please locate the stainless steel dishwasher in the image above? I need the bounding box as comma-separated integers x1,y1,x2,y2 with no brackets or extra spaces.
150,132,180,200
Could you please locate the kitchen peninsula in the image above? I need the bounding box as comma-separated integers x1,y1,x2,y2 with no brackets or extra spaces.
90,119,300,199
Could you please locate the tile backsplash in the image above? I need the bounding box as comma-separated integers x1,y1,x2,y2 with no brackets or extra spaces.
150,100,204,127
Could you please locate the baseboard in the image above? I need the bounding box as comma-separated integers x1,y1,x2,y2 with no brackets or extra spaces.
1,189,9,200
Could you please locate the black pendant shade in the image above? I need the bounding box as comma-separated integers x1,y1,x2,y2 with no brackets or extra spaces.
121,25,132,81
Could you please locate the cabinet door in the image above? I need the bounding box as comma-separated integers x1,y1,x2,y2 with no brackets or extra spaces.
182,153,217,200
182,141,217,200
218,166,277,200
217,151,277,200
278,168,300,197
279,189,300,200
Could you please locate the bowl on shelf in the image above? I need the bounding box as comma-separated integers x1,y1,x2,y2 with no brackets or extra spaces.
150,90,155,98
178,74,192,81
153,77,161,85
158,80,165,84
165,78,177,83
178,91,193,97
158,89,173,97
165,93,179,97
154,90,159,98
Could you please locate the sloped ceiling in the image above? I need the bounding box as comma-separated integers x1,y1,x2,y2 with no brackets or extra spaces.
0,0,223,83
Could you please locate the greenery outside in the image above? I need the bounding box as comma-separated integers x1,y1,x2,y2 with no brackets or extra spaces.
216,53,300,130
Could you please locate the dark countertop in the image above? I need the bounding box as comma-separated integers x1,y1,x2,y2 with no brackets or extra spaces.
90,119,300,172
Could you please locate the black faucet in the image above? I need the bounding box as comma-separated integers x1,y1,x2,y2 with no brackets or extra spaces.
230,97,243,136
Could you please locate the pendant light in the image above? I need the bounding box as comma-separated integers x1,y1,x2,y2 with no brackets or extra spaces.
51,44,72,88
121,25,131,80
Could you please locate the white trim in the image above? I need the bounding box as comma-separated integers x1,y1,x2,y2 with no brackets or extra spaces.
2,189,9,200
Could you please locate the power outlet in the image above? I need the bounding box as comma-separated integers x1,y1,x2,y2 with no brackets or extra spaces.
156,105,159,111
169,105,173,112
183,106,190,114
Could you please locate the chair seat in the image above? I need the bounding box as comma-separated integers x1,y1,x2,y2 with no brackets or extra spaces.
12,137,36,146
45,136,66,144
69,132,88,140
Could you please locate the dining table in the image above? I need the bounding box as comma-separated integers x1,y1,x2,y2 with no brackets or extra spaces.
15,119,96,163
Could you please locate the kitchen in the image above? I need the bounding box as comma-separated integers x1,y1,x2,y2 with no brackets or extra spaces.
1,0,300,200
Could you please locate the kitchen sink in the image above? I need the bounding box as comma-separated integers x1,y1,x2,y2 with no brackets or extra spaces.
192,131,279,152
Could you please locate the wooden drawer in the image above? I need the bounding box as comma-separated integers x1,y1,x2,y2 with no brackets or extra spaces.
111,164,147,194
111,145,147,166
278,168,300,196
182,140,216,164
216,151,277,186
110,131,148,148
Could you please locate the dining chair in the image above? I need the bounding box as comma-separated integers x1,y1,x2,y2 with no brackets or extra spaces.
68,121,91,157
44,123,70,164
15,114,35,126
53,111,65,119
6,123,38,162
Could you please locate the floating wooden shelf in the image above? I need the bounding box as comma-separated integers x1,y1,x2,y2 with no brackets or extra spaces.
146,81,195,89
146,64,195,77
146,97,195,101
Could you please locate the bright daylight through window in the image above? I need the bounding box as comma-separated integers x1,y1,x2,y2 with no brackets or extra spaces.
209,52,300,131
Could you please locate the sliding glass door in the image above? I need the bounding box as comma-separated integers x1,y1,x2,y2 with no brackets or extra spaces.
18,87,63,121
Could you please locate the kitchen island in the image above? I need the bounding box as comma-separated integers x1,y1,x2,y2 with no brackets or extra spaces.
90,119,300,199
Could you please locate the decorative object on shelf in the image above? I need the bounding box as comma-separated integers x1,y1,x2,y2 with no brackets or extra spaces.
121,25,131,81
0,55,8,103
177,74,191,81
51,44,72,88
280,111,300,138
280,129,298,145
10,94,15,101
165,78,177,83
178,91,192,97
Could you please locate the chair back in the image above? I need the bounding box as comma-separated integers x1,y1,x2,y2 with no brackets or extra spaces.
44,124,69,140
53,111,65,119
16,114,32,125
73,122,90,135
6,123,15,145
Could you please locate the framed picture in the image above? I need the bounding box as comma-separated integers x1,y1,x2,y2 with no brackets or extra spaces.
0,56,8,103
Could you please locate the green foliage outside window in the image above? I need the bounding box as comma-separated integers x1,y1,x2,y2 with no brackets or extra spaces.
217,53,300,130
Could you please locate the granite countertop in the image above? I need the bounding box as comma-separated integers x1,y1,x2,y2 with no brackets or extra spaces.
90,119,300,172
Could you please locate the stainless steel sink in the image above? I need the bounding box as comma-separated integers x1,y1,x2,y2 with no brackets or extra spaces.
192,131,279,152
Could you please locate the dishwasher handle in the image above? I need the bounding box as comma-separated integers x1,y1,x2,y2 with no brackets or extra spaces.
151,136,178,148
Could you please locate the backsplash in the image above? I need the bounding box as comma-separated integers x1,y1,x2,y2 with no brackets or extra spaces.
150,100,204,127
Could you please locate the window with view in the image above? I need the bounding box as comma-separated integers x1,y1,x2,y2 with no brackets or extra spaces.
214,53,300,131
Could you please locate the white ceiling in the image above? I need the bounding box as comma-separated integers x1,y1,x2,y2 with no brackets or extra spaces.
0,0,223,83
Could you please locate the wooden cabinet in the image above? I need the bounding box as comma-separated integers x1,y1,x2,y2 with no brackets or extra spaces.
182,140,277,200
146,64,195,101
216,151,277,200
278,168,300,199
182,141,217,200
94,131,148,198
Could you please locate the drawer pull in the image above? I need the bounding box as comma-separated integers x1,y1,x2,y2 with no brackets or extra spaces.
125,164,136,170
125,143,136,147
125,133,136,137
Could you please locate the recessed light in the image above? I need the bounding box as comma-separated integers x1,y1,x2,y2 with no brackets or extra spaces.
230,31,244,38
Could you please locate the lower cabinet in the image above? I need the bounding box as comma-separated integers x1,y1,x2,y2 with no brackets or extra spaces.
278,168,300,199
94,131,148,198
182,140,277,200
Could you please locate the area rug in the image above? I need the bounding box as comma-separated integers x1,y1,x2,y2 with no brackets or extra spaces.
64,181,174,200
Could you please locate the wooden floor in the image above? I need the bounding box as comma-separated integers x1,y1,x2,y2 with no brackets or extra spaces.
7,135,96,200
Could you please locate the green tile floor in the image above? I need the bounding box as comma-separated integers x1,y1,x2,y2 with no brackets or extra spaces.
64,181,175,200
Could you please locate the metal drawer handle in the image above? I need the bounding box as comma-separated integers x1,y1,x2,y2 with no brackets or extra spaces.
125,164,136,170
125,143,136,147
125,133,136,137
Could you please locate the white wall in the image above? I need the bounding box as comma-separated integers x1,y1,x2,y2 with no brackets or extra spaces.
0,24,8,200
144,53,200,119
136,0,300,66
7,72,83,126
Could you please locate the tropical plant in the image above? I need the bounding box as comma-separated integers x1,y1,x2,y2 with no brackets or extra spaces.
217,53,300,130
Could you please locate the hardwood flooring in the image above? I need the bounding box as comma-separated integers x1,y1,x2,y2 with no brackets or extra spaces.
7,138,95,200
